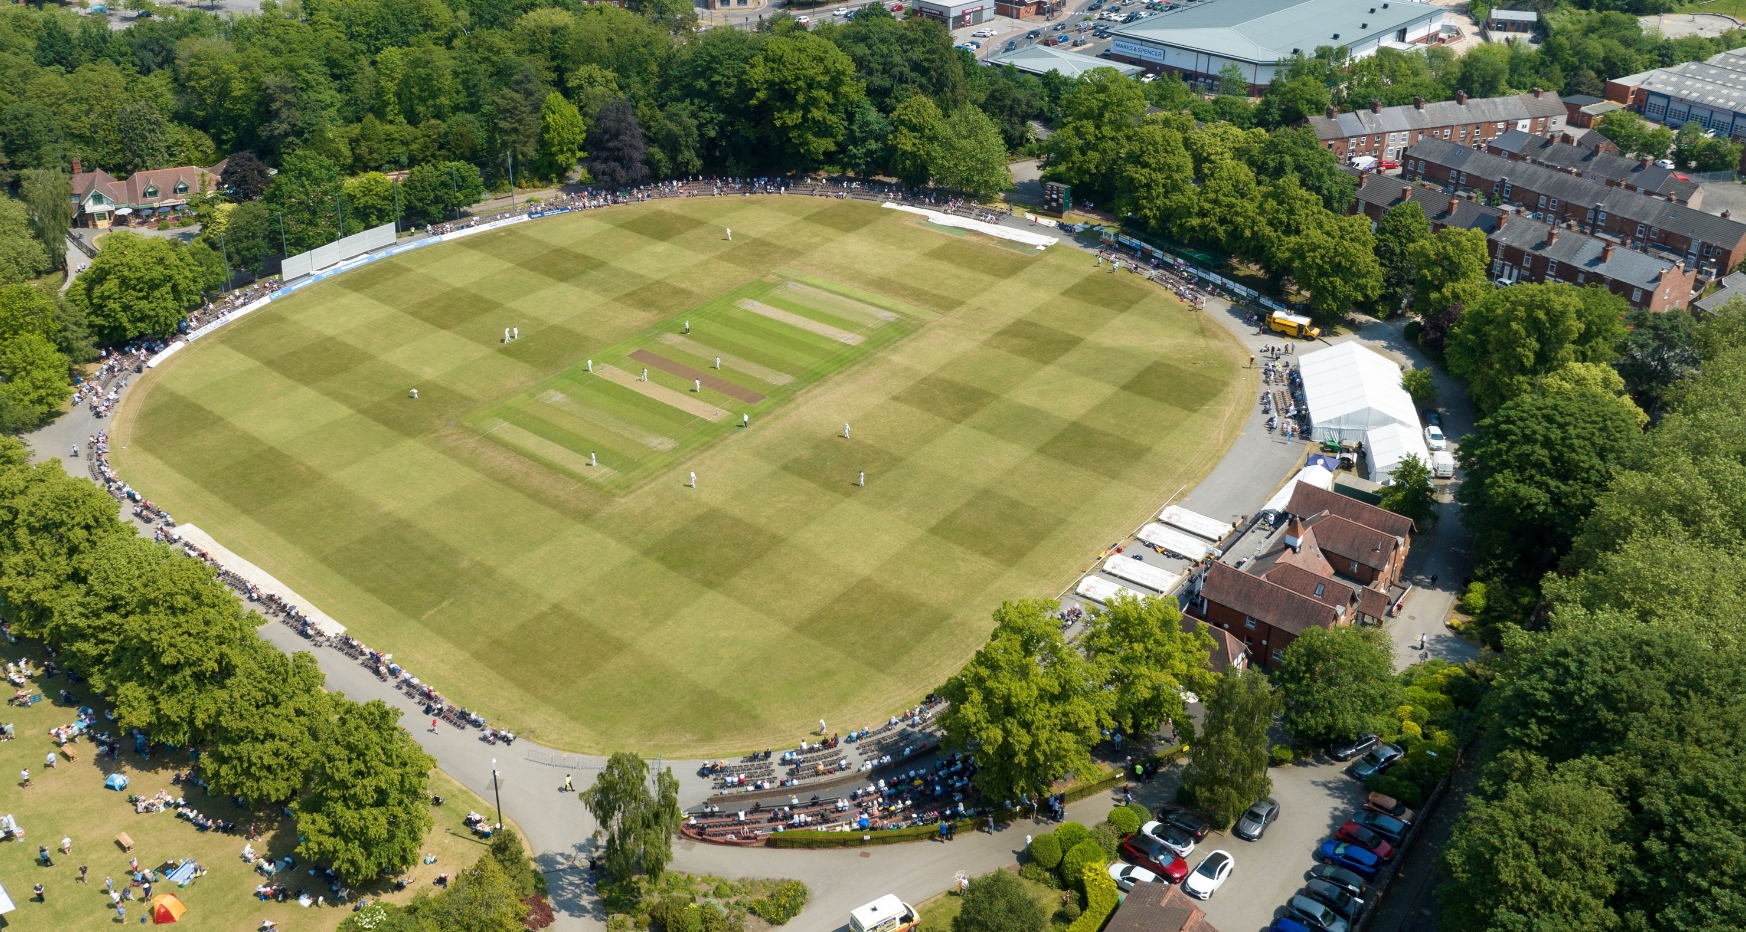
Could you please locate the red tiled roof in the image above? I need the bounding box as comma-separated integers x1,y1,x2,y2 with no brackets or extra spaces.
1356,586,1393,619
72,164,220,211
1182,615,1247,672
1262,562,1354,609
1200,561,1342,636
1105,881,1222,932
1286,483,1416,539
1305,513,1399,571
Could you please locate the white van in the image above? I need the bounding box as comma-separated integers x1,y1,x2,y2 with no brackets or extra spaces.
851,895,918,932
1430,450,1455,479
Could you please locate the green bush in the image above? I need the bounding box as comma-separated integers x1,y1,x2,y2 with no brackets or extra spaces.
652,897,702,932
1458,581,1487,615
1056,900,1082,923
1060,839,1108,892
1066,866,1119,932
1124,803,1151,827
1089,823,1121,859
1020,862,1062,888
748,880,808,925
1107,806,1141,836
1365,773,1423,808
1053,821,1091,853
1270,745,1294,766
1028,833,1063,870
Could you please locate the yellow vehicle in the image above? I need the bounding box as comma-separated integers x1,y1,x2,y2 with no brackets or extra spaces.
1266,311,1320,339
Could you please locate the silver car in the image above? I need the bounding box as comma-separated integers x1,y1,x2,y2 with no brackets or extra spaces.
1234,797,1279,840
1349,743,1403,780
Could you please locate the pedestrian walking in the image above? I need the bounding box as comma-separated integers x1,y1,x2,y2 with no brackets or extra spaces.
858,471,865,487
689,472,697,488
1431,573,1439,588
79,865,88,883
116,905,125,922
18,769,26,787
1418,632,1427,651
45,751,55,768
742,413,749,428
409,388,418,399
33,883,42,901
725,228,732,241
564,774,573,793
429,719,438,733
512,327,518,340
38,845,51,866
843,423,850,439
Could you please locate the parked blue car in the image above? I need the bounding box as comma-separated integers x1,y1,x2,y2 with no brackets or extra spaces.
1316,841,1381,879
1271,918,1316,932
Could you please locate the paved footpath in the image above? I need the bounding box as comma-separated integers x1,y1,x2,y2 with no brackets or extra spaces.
23,208,1480,932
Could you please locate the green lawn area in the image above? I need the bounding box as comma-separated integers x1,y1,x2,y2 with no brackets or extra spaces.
112,197,1250,755
0,646,524,931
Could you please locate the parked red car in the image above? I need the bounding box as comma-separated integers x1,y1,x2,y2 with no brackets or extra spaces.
1119,833,1190,883
1336,821,1396,861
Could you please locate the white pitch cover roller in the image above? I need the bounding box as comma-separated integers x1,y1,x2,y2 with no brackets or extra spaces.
1159,505,1234,542
1075,575,1146,605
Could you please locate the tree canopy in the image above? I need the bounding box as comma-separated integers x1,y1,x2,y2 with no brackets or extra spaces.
582,752,682,883
1081,593,1214,742
1274,625,1403,745
68,231,213,342
1181,668,1277,829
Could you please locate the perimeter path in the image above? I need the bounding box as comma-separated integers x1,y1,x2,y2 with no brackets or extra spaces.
24,203,1476,932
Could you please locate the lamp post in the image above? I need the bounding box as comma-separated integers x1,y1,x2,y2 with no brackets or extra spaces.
218,232,234,291
276,212,289,258
490,758,502,829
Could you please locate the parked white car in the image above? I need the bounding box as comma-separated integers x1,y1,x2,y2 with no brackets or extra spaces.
972,27,997,36
834,7,850,14
1107,862,1162,892
1424,425,1447,451
1183,850,1234,900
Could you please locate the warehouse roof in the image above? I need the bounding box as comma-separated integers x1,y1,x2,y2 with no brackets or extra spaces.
1112,0,1440,64
1308,90,1565,141
1488,8,1537,21
1637,47,1746,114
985,45,1143,78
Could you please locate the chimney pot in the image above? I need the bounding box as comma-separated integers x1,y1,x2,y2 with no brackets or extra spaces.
1413,96,1425,110
1548,227,1558,244
1456,90,1468,104
1533,86,1544,98
1640,155,1651,169
1448,196,1460,216
1602,242,1615,261
1496,212,1507,229
72,158,82,174
1370,99,1382,113
1401,185,1414,202
1326,104,1337,119
1725,210,1733,219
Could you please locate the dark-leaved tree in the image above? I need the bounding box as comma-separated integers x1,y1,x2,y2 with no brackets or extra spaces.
221,151,273,202
586,99,650,189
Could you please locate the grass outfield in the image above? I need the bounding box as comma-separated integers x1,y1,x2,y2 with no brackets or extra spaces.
112,197,1251,755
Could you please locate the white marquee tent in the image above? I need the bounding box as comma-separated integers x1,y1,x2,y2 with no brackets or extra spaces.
1299,342,1422,444
1364,422,1433,483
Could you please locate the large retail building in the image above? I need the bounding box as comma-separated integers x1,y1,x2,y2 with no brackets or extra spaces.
1107,0,1448,93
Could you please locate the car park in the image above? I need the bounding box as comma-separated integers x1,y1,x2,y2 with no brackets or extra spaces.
1307,864,1369,898
1316,841,1380,879
1348,744,1403,780
1424,425,1447,450
1120,833,1190,882
1335,822,1395,861
1365,793,1416,825
1329,734,1377,762
1157,806,1212,840
1301,880,1362,921
1108,862,1162,892
1142,820,1197,858
1286,895,1349,932
1234,798,1279,840
1350,811,1408,844
1183,850,1233,900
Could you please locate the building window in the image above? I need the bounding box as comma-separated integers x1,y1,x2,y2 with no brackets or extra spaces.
1538,195,1547,208
1598,210,1607,223
174,181,188,194
1350,561,1360,573
1550,199,1559,210
144,185,159,198
1313,583,1325,597
1547,260,1558,276
1459,171,1468,184
1501,181,1512,198
1271,648,1285,663
1576,272,1585,283
1492,258,1503,274
1636,223,1646,237
1243,618,1257,629
1633,288,1643,302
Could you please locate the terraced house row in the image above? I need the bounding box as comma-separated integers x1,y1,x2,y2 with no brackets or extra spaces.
1400,135,1746,278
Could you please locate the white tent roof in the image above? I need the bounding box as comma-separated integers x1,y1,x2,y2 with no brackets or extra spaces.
1101,555,1182,594
1299,342,1422,443
1365,422,1432,483
0,877,14,914
1075,575,1147,605
1159,505,1234,542
1263,464,1336,513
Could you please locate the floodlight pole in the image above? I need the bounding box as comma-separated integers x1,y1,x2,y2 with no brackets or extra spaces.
276,212,288,257
491,758,503,829
218,232,234,291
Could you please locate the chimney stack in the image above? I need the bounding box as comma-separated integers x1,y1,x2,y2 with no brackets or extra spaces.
1370,99,1382,113
1724,209,1733,219
1448,196,1460,217
1401,185,1414,202
1496,212,1507,230
1547,226,1558,244
1413,96,1425,110
1285,516,1305,552
1533,86,1544,99
1602,242,1615,262
72,158,81,174
1326,104,1338,119
1456,89,1468,105
1640,155,1652,170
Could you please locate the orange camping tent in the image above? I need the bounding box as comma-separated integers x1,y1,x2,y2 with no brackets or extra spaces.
149,893,188,924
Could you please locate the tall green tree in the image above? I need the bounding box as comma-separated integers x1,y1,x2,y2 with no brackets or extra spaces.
586,98,650,189
68,231,207,342
745,33,863,169
1409,226,1491,323
402,161,486,225
1042,68,1148,205
1457,386,1645,576
1379,454,1439,529
582,752,682,882
1115,117,1195,234
0,331,71,431
930,105,1009,197
19,169,71,273
1280,213,1383,321
1273,626,1403,744
538,91,586,182
1446,283,1626,415
407,850,530,932
0,460,131,637
263,151,349,252
295,698,436,886
0,197,52,287
1081,593,1214,742
203,645,332,804
342,172,399,230
1373,200,1430,313
938,598,1107,804
888,95,944,188
1613,308,1697,417
1181,668,1277,829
